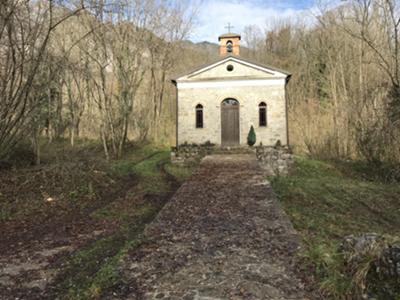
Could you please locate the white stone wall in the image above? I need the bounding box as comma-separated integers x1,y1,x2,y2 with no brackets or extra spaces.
177,82,288,146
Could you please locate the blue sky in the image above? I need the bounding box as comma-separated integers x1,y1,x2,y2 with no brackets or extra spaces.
190,0,317,42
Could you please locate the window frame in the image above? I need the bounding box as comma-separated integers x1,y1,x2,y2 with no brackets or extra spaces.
259,102,267,127
195,104,204,128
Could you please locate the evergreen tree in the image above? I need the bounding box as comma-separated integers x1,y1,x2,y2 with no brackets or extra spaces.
247,125,256,146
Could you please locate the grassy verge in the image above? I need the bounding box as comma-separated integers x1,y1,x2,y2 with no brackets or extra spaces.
0,139,196,299
0,142,165,223
270,157,400,298
46,143,195,299
58,203,159,299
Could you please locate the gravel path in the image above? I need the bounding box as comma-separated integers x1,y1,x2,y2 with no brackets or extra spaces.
121,154,308,300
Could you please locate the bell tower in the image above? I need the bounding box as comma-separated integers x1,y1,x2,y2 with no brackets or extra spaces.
218,23,240,56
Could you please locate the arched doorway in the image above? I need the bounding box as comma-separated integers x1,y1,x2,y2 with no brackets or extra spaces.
221,98,240,146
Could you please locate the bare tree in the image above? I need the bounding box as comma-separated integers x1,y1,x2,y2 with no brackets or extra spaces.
243,25,262,59
0,0,84,160
339,0,400,121
242,2,400,163
147,1,195,140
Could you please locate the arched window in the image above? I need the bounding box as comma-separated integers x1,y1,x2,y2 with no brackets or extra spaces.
226,40,233,53
196,104,203,128
259,102,267,127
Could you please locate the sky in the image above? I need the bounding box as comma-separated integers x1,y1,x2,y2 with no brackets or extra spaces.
190,0,317,43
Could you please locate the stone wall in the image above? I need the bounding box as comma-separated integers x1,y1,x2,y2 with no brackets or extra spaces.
170,143,215,164
340,233,400,298
171,143,294,177
255,145,293,176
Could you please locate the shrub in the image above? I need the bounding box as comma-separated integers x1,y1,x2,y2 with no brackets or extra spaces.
4,142,35,168
247,125,256,146
201,140,215,147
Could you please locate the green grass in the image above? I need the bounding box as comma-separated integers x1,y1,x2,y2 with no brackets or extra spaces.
131,151,172,193
110,143,166,177
1,139,196,299
270,157,400,299
164,163,194,183
61,204,157,300
47,142,195,299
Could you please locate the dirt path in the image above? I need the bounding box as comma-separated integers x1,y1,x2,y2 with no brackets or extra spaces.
0,152,179,300
120,154,308,299
0,170,137,299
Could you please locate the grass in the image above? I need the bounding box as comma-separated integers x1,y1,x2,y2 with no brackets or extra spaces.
164,162,195,183
0,139,196,299
270,157,400,299
60,204,158,300
40,141,195,299
110,143,165,177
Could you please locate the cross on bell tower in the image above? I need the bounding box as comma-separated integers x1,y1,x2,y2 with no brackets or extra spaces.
225,22,234,33
218,25,241,56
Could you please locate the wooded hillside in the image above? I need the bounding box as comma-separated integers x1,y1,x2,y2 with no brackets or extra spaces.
1,0,400,169
1,0,197,163
241,1,400,168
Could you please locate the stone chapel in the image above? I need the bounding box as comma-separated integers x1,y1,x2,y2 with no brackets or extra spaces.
172,32,291,147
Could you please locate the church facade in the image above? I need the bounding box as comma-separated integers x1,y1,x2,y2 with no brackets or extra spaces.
172,33,291,147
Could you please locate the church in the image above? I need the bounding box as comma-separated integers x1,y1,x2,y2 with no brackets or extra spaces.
172,32,291,147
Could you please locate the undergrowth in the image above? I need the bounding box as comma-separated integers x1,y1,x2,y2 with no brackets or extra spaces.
270,157,400,299
0,139,195,299
48,143,194,299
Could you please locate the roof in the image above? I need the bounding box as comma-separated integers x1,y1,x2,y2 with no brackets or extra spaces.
218,33,241,41
171,55,291,84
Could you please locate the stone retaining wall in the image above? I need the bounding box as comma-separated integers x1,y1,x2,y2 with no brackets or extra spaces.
171,143,294,176
256,146,294,176
170,143,215,164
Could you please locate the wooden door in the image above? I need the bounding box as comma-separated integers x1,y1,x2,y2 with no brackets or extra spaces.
221,99,240,146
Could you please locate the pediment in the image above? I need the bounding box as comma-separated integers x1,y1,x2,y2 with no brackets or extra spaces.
173,56,290,83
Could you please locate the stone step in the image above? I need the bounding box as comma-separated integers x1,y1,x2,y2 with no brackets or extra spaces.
211,147,256,155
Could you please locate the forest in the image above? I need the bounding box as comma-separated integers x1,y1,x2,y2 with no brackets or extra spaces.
1,0,196,163
245,1,400,169
1,0,400,299
1,0,399,168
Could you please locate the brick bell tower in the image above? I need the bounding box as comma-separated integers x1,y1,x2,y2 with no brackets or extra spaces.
219,23,241,56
